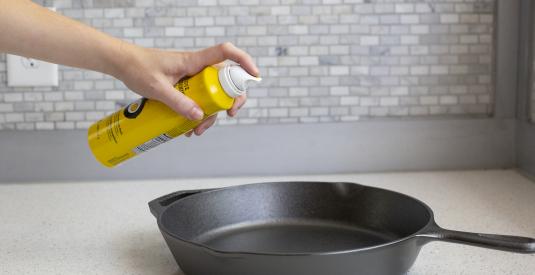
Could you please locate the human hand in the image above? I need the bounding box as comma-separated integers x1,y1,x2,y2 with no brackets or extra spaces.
116,42,259,136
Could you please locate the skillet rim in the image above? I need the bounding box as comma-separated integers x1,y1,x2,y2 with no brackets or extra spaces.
154,181,436,256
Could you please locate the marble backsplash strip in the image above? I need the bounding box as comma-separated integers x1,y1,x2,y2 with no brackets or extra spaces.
0,0,495,130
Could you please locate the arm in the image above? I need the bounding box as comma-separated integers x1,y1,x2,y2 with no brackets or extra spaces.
0,0,259,135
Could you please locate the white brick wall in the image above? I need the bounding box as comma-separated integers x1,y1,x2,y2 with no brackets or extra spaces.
0,0,496,130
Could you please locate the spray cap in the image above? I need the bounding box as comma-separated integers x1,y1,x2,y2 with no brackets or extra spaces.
218,65,262,98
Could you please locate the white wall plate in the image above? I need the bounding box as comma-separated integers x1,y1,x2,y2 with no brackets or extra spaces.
7,54,59,87
6,7,58,87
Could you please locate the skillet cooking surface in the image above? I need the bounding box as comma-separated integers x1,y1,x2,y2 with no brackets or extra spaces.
196,219,397,253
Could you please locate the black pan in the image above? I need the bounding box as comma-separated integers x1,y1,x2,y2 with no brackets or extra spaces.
149,181,535,275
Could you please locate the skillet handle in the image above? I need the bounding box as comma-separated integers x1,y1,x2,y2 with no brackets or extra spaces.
148,189,216,218
416,222,535,254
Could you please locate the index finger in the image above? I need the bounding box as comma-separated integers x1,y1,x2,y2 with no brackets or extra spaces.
188,42,260,77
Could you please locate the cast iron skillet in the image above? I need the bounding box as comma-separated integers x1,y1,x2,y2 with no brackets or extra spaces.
149,181,535,275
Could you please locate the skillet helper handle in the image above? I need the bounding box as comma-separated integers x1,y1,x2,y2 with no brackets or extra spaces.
149,189,216,218
417,223,535,254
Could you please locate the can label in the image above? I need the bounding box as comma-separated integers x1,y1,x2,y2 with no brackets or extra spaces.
132,134,173,154
88,66,233,168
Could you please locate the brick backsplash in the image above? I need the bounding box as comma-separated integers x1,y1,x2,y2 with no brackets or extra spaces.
0,0,496,130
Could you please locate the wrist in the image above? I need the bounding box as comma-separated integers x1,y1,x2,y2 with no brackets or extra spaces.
105,40,142,80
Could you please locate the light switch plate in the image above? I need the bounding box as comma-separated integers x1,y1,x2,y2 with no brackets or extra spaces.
6,7,58,87
7,55,59,87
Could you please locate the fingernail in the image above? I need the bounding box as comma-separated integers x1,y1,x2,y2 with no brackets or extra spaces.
191,108,204,120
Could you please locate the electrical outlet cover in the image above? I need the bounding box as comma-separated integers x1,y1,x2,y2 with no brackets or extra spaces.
7,54,59,87
6,7,58,88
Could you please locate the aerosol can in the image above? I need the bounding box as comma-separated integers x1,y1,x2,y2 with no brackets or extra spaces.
87,65,261,167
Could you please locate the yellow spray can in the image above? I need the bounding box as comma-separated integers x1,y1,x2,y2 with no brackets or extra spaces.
87,65,261,168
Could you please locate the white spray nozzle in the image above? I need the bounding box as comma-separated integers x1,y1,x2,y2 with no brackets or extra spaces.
219,65,262,98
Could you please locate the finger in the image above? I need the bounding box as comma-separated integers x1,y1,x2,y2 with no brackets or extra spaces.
188,42,260,77
185,131,193,137
157,85,204,120
228,94,247,117
194,115,217,136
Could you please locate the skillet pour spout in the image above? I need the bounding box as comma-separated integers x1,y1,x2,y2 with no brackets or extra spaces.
149,182,535,275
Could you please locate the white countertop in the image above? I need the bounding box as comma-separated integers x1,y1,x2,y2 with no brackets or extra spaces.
1,170,534,275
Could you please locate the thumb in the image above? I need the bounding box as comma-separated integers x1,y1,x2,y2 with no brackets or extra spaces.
157,85,204,120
